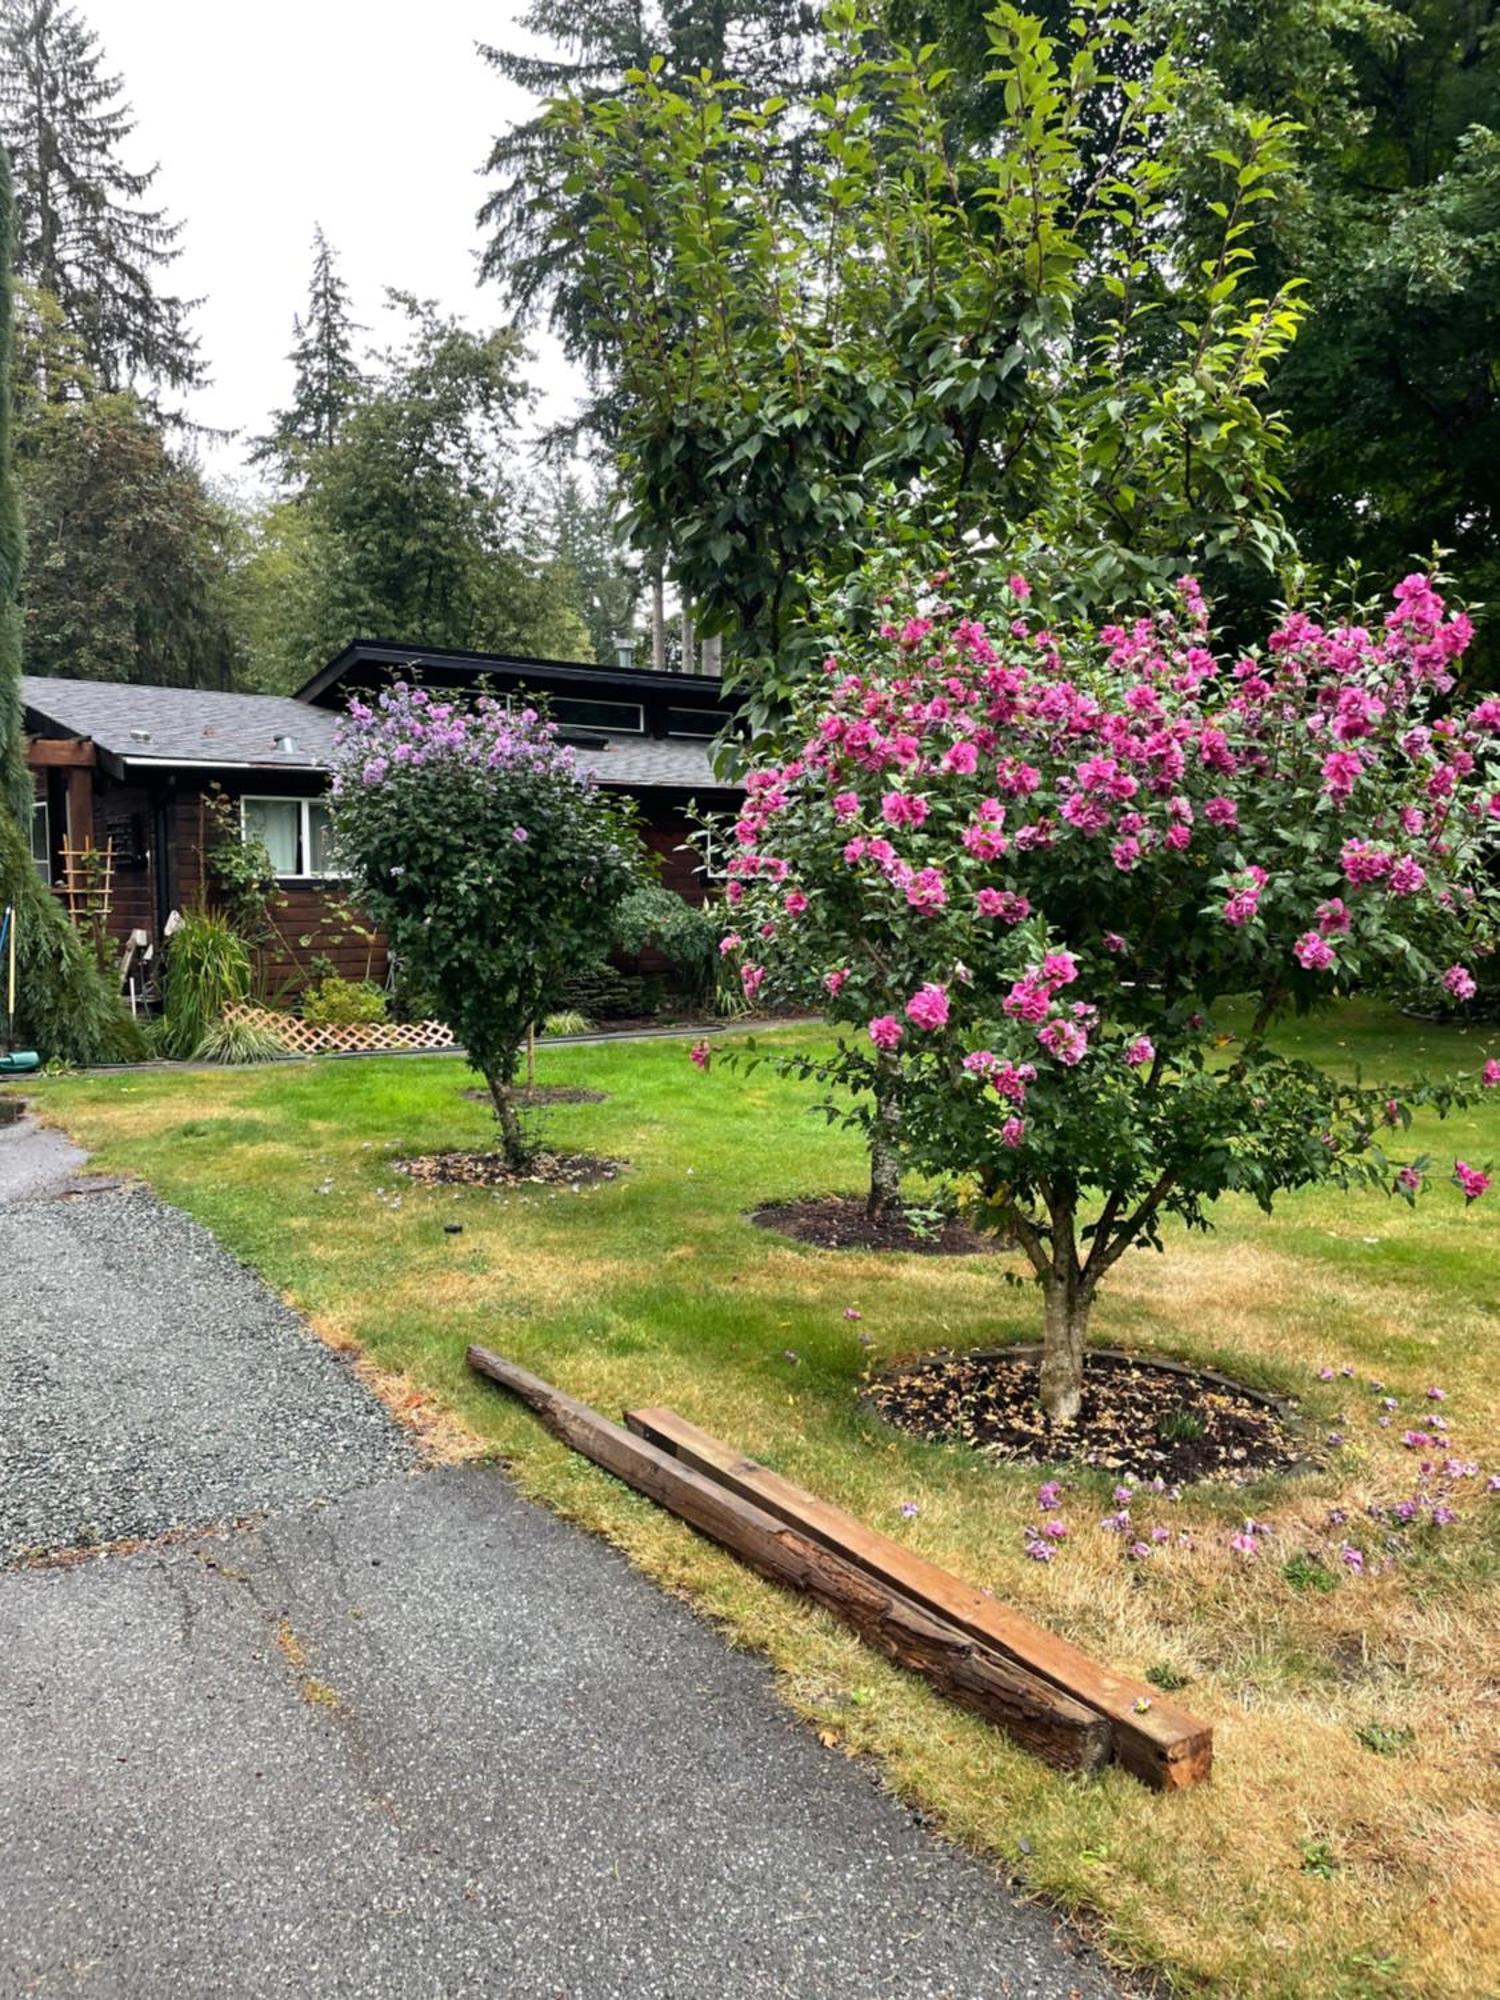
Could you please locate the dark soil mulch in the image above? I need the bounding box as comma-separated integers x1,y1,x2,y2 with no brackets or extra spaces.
867,1347,1302,1483
460,1085,609,1106
751,1195,1006,1257
393,1150,623,1191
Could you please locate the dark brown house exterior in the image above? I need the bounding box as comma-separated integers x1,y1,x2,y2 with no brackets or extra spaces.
22,644,742,996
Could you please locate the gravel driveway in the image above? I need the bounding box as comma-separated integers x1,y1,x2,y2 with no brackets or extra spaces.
0,1112,1124,2000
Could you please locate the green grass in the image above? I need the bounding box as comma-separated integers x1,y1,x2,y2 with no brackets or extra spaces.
22,999,1500,2000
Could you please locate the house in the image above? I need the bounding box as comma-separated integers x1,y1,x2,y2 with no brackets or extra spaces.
21,643,743,994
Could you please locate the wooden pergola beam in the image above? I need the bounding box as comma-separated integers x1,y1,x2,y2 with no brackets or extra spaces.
25,735,96,770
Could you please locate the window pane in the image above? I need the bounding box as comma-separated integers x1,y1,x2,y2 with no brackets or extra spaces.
306,802,338,876
550,698,644,733
244,798,300,875
30,801,50,884
667,707,730,738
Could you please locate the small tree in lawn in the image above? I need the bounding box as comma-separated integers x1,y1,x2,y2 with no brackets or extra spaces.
725,570,1500,1425
330,686,640,1163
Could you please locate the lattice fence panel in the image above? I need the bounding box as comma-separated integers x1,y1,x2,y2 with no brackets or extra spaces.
224,1003,457,1057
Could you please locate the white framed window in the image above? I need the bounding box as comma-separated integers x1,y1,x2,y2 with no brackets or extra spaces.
241,796,344,880
30,799,50,884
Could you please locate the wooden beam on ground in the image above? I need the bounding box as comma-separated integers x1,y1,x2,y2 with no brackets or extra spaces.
466,1346,1111,1775
626,1406,1212,1792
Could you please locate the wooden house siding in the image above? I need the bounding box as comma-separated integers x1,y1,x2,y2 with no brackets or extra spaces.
30,754,727,998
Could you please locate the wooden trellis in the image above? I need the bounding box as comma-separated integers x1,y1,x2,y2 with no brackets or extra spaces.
59,837,114,928
223,1003,457,1057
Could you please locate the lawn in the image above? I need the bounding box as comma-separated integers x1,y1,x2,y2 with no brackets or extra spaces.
24,999,1500,2000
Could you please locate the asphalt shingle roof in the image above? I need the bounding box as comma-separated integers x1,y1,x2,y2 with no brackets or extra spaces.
20,675,737,793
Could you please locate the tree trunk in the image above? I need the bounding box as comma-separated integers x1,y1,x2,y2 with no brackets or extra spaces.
485,1071,527,1168
680,603,696,675
651,564,666,672
866,1068,903,1224
1039,1270,1090,1427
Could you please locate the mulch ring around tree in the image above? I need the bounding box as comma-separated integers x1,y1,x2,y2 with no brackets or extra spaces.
460,1086,610,1106
865,1346,1304,1484
750,1195,1007,1256
394,1151,624,1192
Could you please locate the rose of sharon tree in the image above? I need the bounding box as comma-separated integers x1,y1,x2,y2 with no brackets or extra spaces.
725,574,1500,1424
331,686,639,1163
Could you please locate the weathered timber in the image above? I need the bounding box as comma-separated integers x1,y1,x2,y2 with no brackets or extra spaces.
626,1405,1212,1792
466,1346,1110,1774
24,735,96,769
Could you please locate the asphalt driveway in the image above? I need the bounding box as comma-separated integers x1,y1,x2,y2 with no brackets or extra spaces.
0,1114,1122,1999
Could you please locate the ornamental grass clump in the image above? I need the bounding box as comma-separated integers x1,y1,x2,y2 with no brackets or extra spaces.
329,686,640,1164
724,572,1500,1424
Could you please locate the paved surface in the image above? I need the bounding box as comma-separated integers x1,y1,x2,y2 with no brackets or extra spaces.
0,1126,410,1565
0,1114,1122,2000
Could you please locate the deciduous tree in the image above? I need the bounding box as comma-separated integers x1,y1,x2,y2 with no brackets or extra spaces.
724,568,1499,1422
548,4,1306,734
329,685,640,1162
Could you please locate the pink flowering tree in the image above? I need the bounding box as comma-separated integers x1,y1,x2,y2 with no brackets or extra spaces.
330,685,640,1164
725,573,1499,1424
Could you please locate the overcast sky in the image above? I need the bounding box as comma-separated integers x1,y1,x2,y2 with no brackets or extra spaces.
87,0,586,491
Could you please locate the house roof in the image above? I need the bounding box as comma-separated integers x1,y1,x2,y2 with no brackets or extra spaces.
20,675,740,793
297,640,733,712
23,677,340,772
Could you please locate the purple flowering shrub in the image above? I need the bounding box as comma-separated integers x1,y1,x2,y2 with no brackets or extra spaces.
331,685,640,1161
724,573,1500,1422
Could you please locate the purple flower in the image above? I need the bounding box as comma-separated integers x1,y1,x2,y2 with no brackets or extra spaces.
1037,1481,1063,1511
1338,1544,1365,1573
1431,1505,1457,1527
1113,1485,1134,1506
1026,1542,1054,1562
1425,1386,1447,1402
900,1501,919,1520
842,1307,862,1321
1229,1533,1259,1558
1327,1433,1345,1448
511,826,529,843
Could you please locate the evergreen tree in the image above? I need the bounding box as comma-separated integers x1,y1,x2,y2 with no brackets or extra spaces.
0,141,139,1061
544,469,640,663
11,286,243,687
0,0,200,399
477,0,822,349
252,225,363,479
237,297,592,689
0,145,24,816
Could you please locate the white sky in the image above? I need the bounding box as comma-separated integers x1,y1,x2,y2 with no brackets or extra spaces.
86,0,588,493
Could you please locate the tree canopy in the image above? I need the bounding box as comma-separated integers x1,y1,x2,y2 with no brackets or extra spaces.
0,0,200,400
252,225,364,479
542,3,1306,733
235,297,594,689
